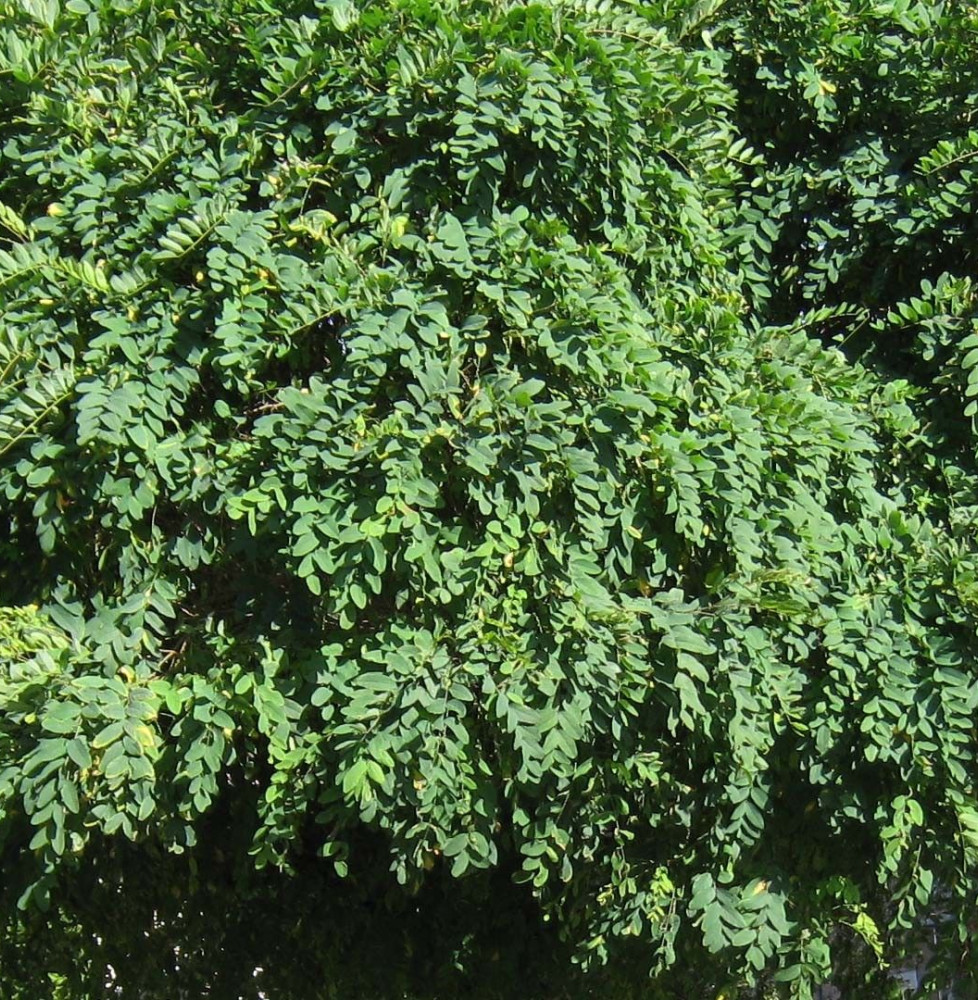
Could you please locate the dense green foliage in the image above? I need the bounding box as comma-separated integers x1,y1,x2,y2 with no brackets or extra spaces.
2,0,978,995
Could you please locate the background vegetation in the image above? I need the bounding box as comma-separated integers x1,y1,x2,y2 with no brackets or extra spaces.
2,0,978,996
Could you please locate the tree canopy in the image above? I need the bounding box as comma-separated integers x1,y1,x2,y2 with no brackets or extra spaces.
2,0,978,996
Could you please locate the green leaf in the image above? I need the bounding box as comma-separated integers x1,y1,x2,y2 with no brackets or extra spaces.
92,722,124,749
66,738,92,770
